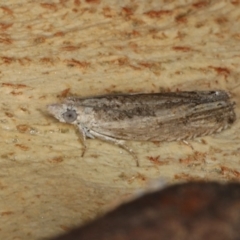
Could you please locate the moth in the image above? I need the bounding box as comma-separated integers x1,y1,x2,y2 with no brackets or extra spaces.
47,90,236,166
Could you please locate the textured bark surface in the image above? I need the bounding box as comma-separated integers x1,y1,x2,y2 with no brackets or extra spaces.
0,1,240,239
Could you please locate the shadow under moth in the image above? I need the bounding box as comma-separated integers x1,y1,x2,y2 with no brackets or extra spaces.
47,90,236,166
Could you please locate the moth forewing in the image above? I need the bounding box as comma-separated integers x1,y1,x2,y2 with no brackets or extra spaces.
47,90,236,166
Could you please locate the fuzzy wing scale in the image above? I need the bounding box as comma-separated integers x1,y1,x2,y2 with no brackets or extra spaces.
83,94,235,141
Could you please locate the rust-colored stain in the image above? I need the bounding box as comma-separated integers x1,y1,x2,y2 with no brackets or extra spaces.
1,211,14,216
16,124,31,133
40,3,58,11
2,83,28,89
85,0,100,4
10,91,23,96
102,7,116,18
209,66,231,76
215,17,228,24
121,7,134,16
34,36,46,44
174,173,203,181
173,46,192,52
0,23,13,31
65,59,90,68
54,31,65,37
147,155,169,166
127,173,147,184
19,107,29,113
40,57,55,65
1,57,15,64
59,225,71,232
128,30,141,37
144,10,172,18
15,144,30,151
231,0,240,5
0,36,12,44
179,151,206,165
1,57,31,65
138,62,155,68
61,45,80,51
18,57,31,66
0,6,14,15
48,157,64,163
57,88,71,98
74,0,81,6
221,166,240,179
5,112,14,118
192,1,209,8
175,15,188,23
137,62,161,71
111,57,129,66
1,152,14,159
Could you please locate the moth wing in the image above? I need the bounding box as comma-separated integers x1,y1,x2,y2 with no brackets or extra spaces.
89,99,235,142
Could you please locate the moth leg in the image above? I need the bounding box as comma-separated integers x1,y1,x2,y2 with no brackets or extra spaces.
181,140,194,150
76,123,93,157
89,130,139,167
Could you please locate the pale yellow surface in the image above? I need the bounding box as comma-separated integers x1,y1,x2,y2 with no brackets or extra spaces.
1,0,240,239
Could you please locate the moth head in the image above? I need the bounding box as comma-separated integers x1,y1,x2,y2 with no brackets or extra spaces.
47,103,78,124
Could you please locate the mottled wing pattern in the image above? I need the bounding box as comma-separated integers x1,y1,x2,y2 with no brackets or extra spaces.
74,91,236,141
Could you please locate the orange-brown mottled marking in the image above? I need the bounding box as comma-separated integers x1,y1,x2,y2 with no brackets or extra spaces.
1,57,14,64
60,225,71,231
2,83,27,89
231,0,240,5
221,166,240,179
209,66,231,76
192,1,209,8
173,46,192,52
102,7,116,18
0,23,13,31
5,112,14,118
144,10,172,18
17,57,31,66
0,36,12,44
111,57,129,66
179,152,206,165
147,155,168,166
1,211,14,216
40,3,58,11
85,0,100,4
74,0,81,6
61,45,80,51
174,173,203,181
48,157,64,163
40,57,55,65
175,15,188,23
215,17,228,24
16,124,31,133
121,7,134,16
34,36,46,44
127,173,147,184
15,144,30,151
57,88,71,98
0,6,14,15
54,31,65,37
66,59,90,68
7,88,23,94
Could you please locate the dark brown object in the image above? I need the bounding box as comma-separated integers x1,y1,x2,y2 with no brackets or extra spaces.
50,182,240,240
